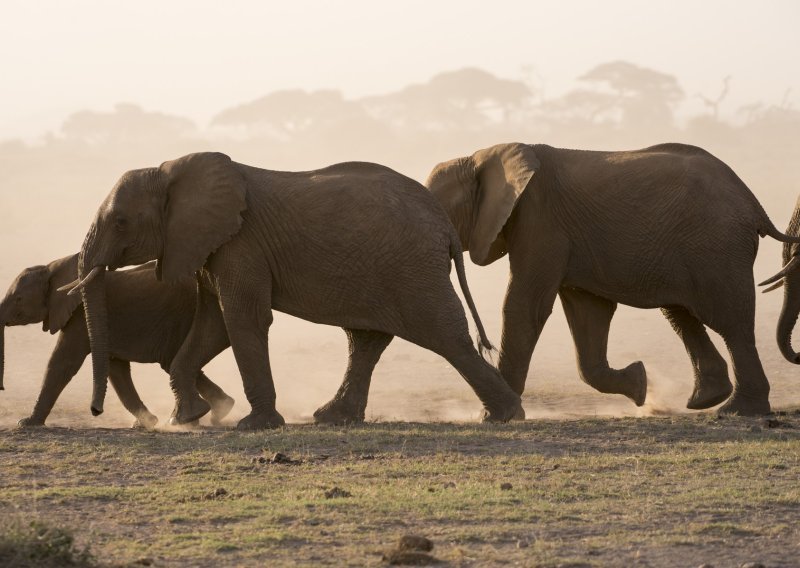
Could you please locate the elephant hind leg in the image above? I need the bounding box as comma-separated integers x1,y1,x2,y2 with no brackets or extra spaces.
109,358,158,429
314,329,393,425
560,288,647,406
661,306,732,410
400,289,521,422
706,317,770,416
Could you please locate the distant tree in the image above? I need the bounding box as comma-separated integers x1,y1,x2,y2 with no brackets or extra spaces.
696,76,731,121
61,103,195,145
360,67,532,130
546,61,684,136
211,90,363,138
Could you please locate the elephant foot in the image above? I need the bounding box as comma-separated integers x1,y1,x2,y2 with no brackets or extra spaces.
171,393,211,425
687,375,733,410
16,416,45,428
166,417,200,428
481,393,524,423
581,361,647,407
618,361,647,407
236,409,286,431
717,393,771,416
209,394,235,426
131,411,158,430
313,399,365,426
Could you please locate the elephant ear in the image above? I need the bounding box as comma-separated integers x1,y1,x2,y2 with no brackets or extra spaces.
470,143,540,265
44,255,82,334
425,157,476,249
158,152,247,282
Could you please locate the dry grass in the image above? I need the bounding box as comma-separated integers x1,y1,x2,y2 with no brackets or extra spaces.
1,412,799,567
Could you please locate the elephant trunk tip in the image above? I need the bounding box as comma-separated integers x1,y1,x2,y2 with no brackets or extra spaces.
91,405,103,417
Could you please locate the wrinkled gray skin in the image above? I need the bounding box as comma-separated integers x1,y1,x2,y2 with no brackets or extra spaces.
763,196,800,363
0,254,234,427
74,153,522,430
426,143,800,416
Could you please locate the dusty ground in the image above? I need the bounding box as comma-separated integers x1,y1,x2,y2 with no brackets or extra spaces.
1,412,799,567
2,247,800,567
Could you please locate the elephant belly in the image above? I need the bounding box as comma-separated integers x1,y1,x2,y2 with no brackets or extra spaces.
561,258,691,310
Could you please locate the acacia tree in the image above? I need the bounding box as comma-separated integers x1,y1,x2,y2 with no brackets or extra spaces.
360,68,532,131
546,61,684,137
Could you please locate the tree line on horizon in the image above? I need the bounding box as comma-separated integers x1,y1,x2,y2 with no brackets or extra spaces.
1,60,798,259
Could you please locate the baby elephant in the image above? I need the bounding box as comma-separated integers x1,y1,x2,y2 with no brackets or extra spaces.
0,254,234,427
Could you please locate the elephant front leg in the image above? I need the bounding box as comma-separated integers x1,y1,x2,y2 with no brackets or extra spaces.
20,330,89,427
168,284,230,425
196,371,235,426
560,288,647,406
314,329,393,425
108,358,158,429
661,307,732,410
219,285,284,431
497,246,567,396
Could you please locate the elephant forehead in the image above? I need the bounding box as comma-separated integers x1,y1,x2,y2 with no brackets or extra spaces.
10,267,47,293
107,169,161,209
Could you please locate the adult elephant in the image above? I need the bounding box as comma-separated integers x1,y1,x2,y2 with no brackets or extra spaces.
761,197,800,362
426,142,800,416
67,153,522,429
0,255,234,427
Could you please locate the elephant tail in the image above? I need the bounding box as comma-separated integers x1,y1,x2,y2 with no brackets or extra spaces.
450,240,496,361
757,203,800,244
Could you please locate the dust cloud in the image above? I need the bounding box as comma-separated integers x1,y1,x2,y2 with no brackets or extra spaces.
2,62,800,428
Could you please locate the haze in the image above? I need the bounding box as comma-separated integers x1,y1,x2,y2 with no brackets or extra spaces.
1,0,799,140
0,1,799,427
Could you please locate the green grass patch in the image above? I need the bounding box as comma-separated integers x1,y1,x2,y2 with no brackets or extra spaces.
1,413,798,566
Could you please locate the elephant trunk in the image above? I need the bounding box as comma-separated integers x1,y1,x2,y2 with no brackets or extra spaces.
777,271,800,364
79,242,109,416
775,198,800,364
0,324,5,390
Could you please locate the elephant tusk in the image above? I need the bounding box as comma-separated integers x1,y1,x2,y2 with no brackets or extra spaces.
56,279,79,293
761,280,784,293
58,266,104,296
758,255,800,287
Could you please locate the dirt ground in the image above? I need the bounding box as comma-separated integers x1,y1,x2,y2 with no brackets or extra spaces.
2,253,800,567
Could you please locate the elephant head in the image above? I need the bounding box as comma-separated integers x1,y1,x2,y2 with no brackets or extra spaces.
425,143,540,266
0,255,83,390
68,152,247,415
760,196,800,363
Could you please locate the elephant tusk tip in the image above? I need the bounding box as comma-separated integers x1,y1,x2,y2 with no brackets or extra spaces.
66,287,81,297
760,280,784,293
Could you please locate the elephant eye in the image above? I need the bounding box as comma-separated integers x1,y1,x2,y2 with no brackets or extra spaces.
114,217,128,231
14,296,22,304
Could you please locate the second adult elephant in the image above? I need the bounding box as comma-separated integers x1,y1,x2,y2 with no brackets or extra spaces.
426,142,800,416
0,255,234,427
69,153,522,429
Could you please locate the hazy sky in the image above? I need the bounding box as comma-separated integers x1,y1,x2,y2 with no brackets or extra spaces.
1,0,798,139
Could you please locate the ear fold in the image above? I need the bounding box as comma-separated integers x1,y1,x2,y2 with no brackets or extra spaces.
44,255,82,334
158,152,247,281
469,143,540,265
